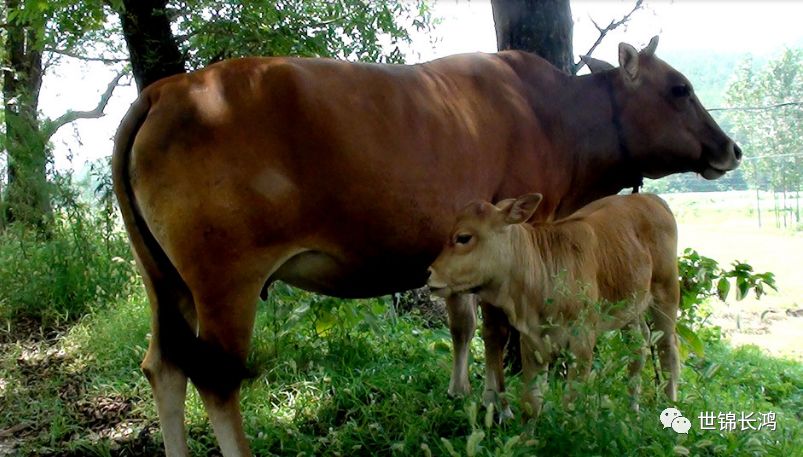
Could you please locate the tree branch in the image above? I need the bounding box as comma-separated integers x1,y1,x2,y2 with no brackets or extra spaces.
42,72,126,141
573,0,644,74
44,47,129,64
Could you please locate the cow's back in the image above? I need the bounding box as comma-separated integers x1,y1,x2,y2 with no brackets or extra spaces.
127,54,543,297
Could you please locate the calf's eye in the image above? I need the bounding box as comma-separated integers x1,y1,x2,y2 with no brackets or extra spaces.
455,234,473,245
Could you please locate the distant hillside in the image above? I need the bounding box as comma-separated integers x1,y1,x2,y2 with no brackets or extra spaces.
660,49,774,108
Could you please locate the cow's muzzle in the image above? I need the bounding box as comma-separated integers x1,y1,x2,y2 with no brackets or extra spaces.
703,141,742,180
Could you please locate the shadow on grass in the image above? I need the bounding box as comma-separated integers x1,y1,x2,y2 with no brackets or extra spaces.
2,293,801,456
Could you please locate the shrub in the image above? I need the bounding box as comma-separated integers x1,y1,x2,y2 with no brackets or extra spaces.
676,248,776,355
0,175,138,326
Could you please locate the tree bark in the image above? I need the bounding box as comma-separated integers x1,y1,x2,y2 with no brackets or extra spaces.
491,0,574,74
489,0,573,371
118,0,186,92
3,0,50,230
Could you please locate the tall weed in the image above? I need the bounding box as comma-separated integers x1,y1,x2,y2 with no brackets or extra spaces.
0,172,137,326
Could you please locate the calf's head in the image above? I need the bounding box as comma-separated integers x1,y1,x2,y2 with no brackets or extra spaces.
601,36,742,180
427,194,543,297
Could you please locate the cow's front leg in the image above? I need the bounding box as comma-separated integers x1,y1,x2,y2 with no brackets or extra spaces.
479,302,514,421
445,294,477,396
520,337,549,419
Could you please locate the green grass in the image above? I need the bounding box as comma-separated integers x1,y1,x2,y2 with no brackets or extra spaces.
2,290,801,456
1,190,800,455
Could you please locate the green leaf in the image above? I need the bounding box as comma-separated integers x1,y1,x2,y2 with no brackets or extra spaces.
677,323,705,356
736,280,750,301
716,277,730,301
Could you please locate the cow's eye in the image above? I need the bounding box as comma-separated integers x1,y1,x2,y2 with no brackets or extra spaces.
671,84,691,98
455,234,473,245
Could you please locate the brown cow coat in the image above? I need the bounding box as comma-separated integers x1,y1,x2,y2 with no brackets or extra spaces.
114,37,738,456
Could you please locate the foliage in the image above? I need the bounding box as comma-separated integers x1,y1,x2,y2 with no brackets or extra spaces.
174,0,434,68
2,293,801,456
676,248,776,356
3,0,112,54
1,0,119,230
0,174,138,326
725,49,803,193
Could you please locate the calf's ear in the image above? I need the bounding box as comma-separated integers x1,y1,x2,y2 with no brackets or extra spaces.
503,193,543,224
495,198,516,211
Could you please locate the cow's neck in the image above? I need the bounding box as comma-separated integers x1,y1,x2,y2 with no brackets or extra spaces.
553,73,643,216
508,56,644,217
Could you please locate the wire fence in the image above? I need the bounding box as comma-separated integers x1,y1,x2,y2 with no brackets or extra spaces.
643,153,802,230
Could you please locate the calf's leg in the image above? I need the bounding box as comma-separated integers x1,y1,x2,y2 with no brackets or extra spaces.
650,283,680,402
446,294,476,396
625,318,650,412
564,330,594,405
520,337,549,419
479,302,514,421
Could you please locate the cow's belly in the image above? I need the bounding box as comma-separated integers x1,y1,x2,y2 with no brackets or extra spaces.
271,249,432,298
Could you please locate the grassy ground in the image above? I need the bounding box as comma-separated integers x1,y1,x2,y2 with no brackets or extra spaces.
1,289,801,456
1,190,801,456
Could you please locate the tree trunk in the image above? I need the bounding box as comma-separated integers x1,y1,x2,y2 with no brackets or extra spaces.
490,0,574,371
118,0,186,92
2,0,50,231
491,0,574,74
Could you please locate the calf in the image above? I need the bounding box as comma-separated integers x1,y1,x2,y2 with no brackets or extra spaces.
427,193,680,417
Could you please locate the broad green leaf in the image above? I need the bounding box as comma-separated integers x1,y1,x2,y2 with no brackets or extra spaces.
716,277,731,301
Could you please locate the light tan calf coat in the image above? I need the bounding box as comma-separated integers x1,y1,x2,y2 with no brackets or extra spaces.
428,193,680,417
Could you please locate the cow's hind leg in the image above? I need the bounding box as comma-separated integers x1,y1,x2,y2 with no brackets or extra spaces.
140,278,193,457
190,280,263,457
143,353,189,457
446,294,476,396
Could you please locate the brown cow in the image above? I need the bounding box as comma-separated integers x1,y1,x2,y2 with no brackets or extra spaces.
427,193,681,418
113,36,737,455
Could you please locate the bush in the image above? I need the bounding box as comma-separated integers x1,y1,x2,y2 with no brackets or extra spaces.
0,176,138,326
676,248,776,356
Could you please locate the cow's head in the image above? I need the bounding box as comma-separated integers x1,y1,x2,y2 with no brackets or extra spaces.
587,36,741,180
427,194,542,298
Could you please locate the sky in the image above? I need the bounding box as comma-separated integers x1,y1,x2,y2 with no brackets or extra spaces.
38,0,803,173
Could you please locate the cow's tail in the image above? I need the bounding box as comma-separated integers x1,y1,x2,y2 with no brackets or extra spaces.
112,93,248,393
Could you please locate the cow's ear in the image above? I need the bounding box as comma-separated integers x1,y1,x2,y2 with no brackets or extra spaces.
580,55,614,73
642,35,659,57
504,193,542,224
618,42,640,85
